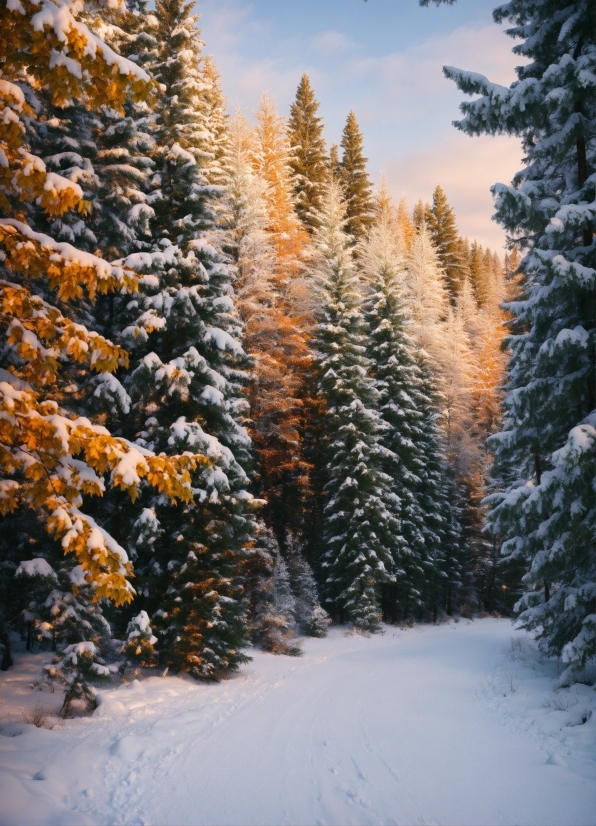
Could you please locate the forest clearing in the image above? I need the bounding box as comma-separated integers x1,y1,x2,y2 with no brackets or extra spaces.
1,619,595,826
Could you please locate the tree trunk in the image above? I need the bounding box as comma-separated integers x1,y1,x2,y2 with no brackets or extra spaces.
534,454,542,486
575,101,592,247
0,631,12,671
26,621,33,652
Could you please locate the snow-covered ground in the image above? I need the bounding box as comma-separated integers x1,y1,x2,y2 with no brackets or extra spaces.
1,618,594,826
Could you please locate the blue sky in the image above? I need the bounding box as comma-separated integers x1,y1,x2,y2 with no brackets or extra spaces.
198,0,525,251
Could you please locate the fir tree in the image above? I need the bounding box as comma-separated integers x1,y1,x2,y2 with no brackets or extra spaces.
412,199,431,232
227,109,313,548
339,111,374,240
468,241,488,306
405,222,449,358
243,524,302,655
124,610,158,667
287,74,328,232
359,194,431,621
442,0,596,676
251,93,309,271
111,3,258,679
201,56,232,190
427,185,467,301
312,182,398,630
405,224,468,617
328,143,341,180
396,196,416,252
0,0,196,673
284,533,330,636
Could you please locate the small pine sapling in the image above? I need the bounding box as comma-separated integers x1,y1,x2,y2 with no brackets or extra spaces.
285,534,330,637
46,642,113,718
124,611,158,668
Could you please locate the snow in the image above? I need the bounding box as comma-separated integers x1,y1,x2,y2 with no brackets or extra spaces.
204,326,243,354
15,559,55,579
0,619,594,826
0,220,128,283
29,0,150,83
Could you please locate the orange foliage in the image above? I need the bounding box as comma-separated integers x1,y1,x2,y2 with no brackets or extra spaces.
235,100,315,540
0,0,202,604
251,93,310,284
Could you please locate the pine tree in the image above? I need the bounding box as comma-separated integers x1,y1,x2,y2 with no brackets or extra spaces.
251,93,309,271
405,224,468,616
228,108,313,548
396,196,416,252
124,610,158,667
443,0,596,677
287,74,328,232
242,524,301,655
468,241,488,306
284,534,330,636
312,181,398,630
427,185,467,301
109,3,258,679
405,222,449,359
339,111,374,240
328,143,341,180
359,192,432,621
201,56,232,190
412,199,431,232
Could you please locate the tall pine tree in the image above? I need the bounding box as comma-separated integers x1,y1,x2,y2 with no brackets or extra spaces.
113,0,258,679
427,185,467,301
339,111,374,241
287,74,328,232
312,181,397,631
441,0,595,677
359,193,432,621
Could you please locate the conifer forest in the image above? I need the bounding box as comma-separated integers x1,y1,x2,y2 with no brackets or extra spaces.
0,1,594,823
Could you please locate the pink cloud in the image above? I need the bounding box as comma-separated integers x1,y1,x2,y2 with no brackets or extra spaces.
385,130,523,251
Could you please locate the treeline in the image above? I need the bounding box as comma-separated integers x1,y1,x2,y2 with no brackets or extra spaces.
1,0,519,706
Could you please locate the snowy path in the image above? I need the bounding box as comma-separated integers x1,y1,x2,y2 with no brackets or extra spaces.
1,619,595,825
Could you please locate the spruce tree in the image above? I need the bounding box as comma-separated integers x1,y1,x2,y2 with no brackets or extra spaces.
412,199,431,232
359,196,431,621
201,56,232,190
441,0,595,676
405,224,468,617
339,111,374,240
427,185,467,301
468,241,488,306
242,524,302,655
228,105,312,549
396,196,416,252
115,1,258,679
284,534,330,636
312,181,398,630
328,143,341,180
0,0,196,679
287,74,328,232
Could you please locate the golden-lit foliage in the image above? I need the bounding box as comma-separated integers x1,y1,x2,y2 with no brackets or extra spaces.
396,196,416,252
0,0,204,604
251,93,310,282
231,106,314,539
1,0,152,110
0,377,201,602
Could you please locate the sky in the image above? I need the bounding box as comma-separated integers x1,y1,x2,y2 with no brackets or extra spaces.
198,0,526,252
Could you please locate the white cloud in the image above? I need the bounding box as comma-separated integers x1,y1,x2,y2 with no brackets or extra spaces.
197,2,259,50
346,22,527,137
311,30,353,54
